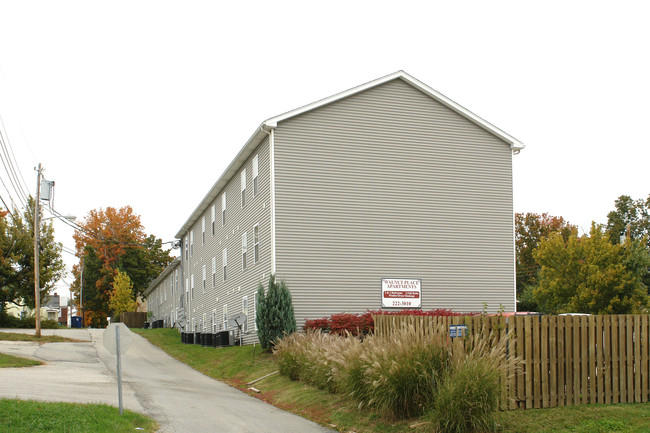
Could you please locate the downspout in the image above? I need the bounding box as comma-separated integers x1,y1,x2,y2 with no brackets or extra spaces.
260,124,277,275
511,144,522,310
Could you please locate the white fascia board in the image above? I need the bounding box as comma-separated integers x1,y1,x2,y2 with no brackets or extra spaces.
264,70,524,151
144,258,181,297
174,124,269,239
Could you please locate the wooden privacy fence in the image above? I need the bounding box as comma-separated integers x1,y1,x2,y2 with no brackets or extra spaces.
373,314,650,409
120,312,147,328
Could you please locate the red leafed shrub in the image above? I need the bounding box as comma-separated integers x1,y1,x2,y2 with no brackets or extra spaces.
303,317,331,332
303,309,478,336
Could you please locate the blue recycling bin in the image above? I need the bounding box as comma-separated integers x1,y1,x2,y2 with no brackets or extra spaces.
71,316,82,328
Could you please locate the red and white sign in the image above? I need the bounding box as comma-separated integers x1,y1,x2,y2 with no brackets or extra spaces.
381,278,421,308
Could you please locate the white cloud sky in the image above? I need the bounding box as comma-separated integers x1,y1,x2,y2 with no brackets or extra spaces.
0,1,648,295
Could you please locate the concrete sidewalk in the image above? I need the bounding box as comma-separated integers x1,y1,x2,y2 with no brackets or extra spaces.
0,328,334,433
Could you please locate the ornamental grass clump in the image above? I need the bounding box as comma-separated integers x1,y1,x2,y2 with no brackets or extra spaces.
275,330,345,392
354,323,450,420
429,331,520,433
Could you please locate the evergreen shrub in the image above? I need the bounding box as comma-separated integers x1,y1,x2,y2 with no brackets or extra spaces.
256,274,296,350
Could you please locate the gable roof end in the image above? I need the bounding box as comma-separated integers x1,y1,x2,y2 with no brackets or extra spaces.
174,71,523,239
264,70,524,151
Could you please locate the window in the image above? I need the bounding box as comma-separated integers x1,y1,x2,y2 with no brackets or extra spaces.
253,292,257,331
242,295,248,332
223,304,228,330
184,237,189,261
201,216,206,245
211,204,216,236
253,224,260,264
222,248,228,281
190,274,194,300
202,265,207,294
212,257,216,288
190,230,194,257
203,313,207,332
241,232,247,271
170,274,173,297
185,278,189,303
221,193,226,227
252,154,259,197
212,309,218,333
241,169,246,208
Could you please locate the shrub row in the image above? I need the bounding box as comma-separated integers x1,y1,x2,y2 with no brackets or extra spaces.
275,323,518,432
303,309,476,336
0,313,61,329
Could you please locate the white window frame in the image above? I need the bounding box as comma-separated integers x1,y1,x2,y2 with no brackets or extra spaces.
201,216,206,245
242,295,248,333
212,256,216,288
223,304,228,330
253,292,257,331
240,169,246,208
202,265,207,294
222,248,228,282
253,224,260,264
252,154,259,197
184,237,189,261
241,232,247,271
211,204,216,236
222,193,226,227
212,309,218,333
203,313,207,332
190,274,194,300
185,277,189,303
190,230,194,257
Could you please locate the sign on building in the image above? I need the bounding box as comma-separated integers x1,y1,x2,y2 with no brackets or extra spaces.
381,278,421,308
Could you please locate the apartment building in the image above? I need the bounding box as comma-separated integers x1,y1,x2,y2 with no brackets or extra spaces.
146,71,523,343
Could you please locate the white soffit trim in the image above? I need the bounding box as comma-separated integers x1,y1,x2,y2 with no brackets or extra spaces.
264,70,524,151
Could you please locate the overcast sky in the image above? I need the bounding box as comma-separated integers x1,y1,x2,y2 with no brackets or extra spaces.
0,1,648,298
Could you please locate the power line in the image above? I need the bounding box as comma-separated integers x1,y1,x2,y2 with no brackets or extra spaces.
0,126,28,208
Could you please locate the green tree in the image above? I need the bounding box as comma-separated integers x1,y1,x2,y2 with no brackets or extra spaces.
606,194,650,290
0,198,64,319
533,224,650,314
606,194,650,246
256,274,296,350
515,212,575,298
108,270,137,318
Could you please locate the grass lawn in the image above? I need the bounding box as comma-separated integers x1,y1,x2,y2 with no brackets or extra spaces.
134,328,650,433
0,399,157,433
0,352,41,368
0,331,87,343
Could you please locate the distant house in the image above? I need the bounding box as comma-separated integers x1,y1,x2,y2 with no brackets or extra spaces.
144,258,180,328
146,71,523,342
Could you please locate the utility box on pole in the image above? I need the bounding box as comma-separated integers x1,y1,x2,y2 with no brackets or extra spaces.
40,179,54,201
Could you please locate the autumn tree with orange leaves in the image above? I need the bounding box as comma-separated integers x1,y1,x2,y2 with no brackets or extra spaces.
71,206,172,327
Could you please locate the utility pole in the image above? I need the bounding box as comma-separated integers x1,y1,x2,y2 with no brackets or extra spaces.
80,259,84,327
34,163,42,338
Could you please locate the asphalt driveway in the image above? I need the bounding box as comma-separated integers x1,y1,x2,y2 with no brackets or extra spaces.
0,327,333,433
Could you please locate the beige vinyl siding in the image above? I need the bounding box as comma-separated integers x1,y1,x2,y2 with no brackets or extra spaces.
183,137,273,343
273,78,515,327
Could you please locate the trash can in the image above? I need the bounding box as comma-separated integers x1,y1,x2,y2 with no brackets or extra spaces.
194,333,201,344
212,333,220,347
181,332,186,343
144,322,150,329
185,333,193,344
203,333,212,347
71,316,82,328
